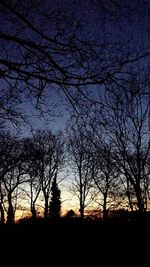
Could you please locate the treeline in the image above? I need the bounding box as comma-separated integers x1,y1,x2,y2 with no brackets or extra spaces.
1,80,150,223
0,129,64,224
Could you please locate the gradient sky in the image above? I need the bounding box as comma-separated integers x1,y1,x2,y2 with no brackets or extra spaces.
1,0,150,218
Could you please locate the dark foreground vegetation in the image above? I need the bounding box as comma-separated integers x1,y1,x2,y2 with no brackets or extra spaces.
1,216,150,267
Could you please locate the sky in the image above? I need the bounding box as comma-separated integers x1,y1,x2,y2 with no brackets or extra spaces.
1,0,150,219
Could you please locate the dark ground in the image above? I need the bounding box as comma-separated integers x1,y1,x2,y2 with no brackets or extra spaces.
0,217,149,267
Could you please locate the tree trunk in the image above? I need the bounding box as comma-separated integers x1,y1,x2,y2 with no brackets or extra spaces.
0,202,5,224
126,180,133,211
31,203,37,220
44,195,49,219
79,168,84,220
135,184,144,212
79,205,84,220
0,182,5,223
103,193,108,222
7,192,14,224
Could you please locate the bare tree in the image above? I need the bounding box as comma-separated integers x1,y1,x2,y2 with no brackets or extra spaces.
100,77,150,212
92,143,120,221
73,71,150,214
67,125,94,219
23,138,42,219
0,133,28,223
27,129,64,218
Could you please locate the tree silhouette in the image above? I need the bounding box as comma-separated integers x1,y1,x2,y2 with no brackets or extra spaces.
89,75,150,212
106,81,150,212
67,124,94,219
0,133,28,223
24,129,64,219
65,209,76,219
23,138,42,220
49,174,61,220
92,143,120,221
